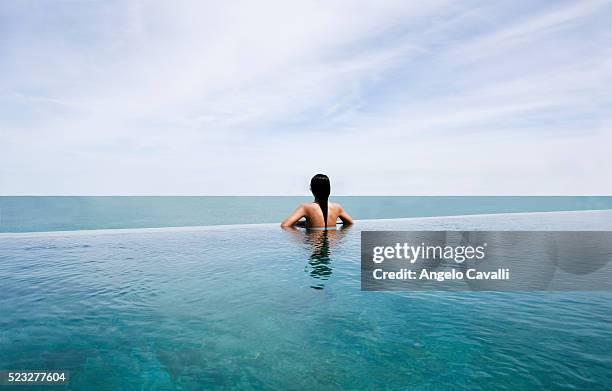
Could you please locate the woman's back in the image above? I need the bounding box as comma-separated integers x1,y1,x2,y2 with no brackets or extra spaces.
302,202,347,228
282,201,353,228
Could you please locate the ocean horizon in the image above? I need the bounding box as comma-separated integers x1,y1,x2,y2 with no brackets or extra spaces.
2,196,612,233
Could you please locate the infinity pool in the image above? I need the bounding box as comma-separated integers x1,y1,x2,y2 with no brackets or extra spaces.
1,211,611,390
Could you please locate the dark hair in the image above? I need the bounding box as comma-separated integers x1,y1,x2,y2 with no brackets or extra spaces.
310,174,331,226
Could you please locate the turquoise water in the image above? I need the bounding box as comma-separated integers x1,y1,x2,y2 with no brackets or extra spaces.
1,196,612,232
1,211,611,390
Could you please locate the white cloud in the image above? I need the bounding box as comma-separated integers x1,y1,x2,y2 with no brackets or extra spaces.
1,0,611,194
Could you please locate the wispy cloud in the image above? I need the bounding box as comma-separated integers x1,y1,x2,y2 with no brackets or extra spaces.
1,0,610,194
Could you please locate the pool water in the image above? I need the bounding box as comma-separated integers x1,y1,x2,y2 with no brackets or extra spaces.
1,211,611,390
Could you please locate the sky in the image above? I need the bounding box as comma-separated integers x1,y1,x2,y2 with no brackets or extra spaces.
1,0,611,195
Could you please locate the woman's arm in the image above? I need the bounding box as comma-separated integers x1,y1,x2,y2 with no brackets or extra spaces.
281,204,306,227
337,204,354,225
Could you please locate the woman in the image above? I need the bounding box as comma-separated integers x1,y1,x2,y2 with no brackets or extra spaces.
281,174,353,229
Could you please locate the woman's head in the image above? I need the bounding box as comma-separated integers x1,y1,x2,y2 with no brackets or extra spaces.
310,174,330,225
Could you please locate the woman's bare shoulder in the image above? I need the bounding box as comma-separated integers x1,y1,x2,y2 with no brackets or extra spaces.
329,202,345,211
300,202,316,211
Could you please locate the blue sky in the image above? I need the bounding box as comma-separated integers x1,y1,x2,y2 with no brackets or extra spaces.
1,0,611,195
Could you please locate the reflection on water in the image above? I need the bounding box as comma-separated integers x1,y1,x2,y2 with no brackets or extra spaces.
306,230,332,290
282,225,351,289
